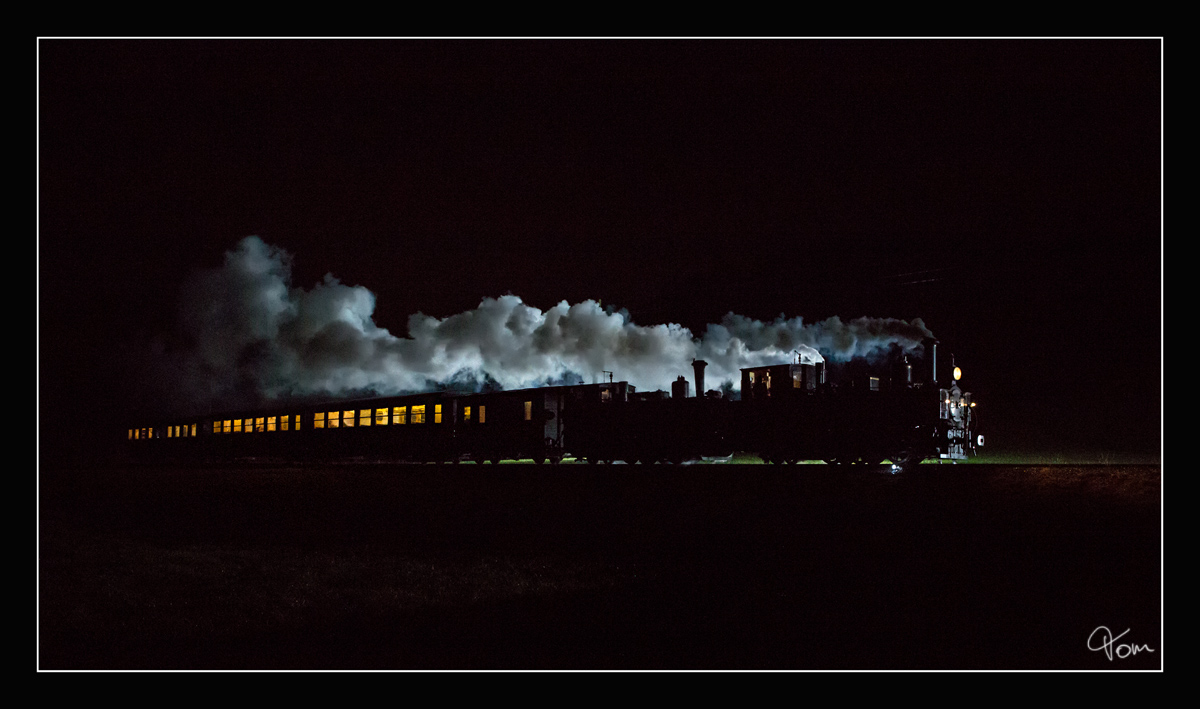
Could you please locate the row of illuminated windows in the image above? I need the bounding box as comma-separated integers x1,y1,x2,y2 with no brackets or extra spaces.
313,404,458,428
129,424,196,440
132,400,528,440
213,402,496,433
213,415,303,434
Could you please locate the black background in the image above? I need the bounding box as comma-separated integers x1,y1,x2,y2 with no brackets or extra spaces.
38,39,1162,461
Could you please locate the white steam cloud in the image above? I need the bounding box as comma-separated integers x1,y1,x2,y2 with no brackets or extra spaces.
155,237,932,409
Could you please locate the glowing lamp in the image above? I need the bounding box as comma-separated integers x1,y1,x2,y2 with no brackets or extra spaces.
953,366,962,381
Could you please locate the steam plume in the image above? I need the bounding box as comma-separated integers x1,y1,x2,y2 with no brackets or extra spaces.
152,237,932,410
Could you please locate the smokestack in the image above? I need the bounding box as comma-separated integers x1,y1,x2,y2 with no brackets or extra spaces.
692,359,707,399
672,376,690,400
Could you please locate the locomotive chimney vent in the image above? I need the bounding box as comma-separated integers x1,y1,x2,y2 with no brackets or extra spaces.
692,359,707,399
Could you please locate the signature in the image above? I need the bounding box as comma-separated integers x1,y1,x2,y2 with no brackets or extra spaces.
1087,626,1156,661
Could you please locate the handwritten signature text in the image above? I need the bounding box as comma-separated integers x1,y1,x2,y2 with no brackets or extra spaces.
1087,626,1155,661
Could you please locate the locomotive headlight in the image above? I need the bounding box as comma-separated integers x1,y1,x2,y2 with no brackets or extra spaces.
953,366,962,381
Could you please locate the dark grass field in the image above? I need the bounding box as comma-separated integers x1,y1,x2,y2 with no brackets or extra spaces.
39,461,1161,670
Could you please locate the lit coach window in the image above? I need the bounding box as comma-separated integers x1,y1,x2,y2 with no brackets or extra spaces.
464,406,471,422
393,406,407,424
435,404,442,424
525,401,532,421
267,416,276,432
359,409,372,426
376,408,388,425
411,405,426,424
479,405,486,424
343,410,355,428
315,412,325,429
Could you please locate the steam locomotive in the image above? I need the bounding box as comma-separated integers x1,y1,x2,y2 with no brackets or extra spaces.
125,338,978,471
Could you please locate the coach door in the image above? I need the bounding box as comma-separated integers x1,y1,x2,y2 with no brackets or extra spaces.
544,391,562,446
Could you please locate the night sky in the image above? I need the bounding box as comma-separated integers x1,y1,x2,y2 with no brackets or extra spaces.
38,39,1162,462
